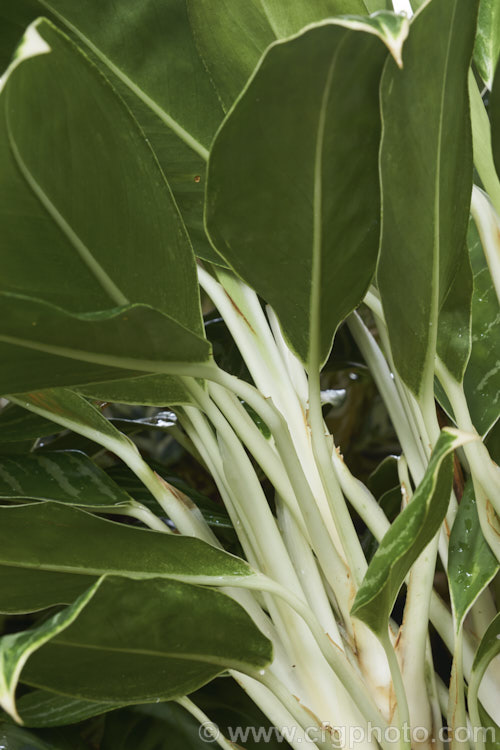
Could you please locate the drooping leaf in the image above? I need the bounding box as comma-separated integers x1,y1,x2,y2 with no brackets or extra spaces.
3,577,272,715
0,0,224,262
206,15,409,369
0,403,59,442
0,451,133,508
0,565,95,615
0,296,210,395
16,689,123,728
474,0,500,90
377,0,478,398
186,0,366,110
0,20,203,338
464,217,500,435
0,501,253,586
448,480,499,630
351,428,474,636
77,375,193,407
436,241,473,384
0,579,101,721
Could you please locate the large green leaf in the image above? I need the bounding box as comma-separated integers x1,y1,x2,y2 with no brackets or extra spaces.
463,218,500,435
0,451,133,508
0,501,252,582
474,0,500,90
15,689,122,728
2,577,272,716
0,565,95,615
77,375,193,407
206,15,409,369
186,0,366,110
0,1,224,263
377,0,478,398
0,19,203,337
448,480,499,631
351,428,473,636
0,404,58,442
0,296,210,395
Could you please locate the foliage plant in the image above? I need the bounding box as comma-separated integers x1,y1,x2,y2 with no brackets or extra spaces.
0,0,500,748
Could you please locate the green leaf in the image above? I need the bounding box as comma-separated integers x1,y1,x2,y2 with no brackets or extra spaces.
0,296,210,395
0,501,253,585
0,451,133,509
0,0,224,263
77,375,193,407
464,217,500,435
0,723,87,750
448,479,499,631
436,242,473,384
377,0,478,398
0,579,101,721
0,19,203,338
16,690,122,728
100,703,211,750
186,0,366,111
474,0,500,89
0,404,58,443
3,577,272,714
0,565,95,615
206,15,409,368
9,390,136,456
351,428,474,636
492,63,500,179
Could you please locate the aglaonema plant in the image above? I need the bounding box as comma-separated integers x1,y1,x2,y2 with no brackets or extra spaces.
0,0,499,748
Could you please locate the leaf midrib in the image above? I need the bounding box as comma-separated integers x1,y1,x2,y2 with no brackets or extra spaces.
38,0,210,161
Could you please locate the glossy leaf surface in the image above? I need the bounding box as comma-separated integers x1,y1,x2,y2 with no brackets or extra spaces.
0,0,224,263
0,565,95,615
463,218,500,434
0,296,210,395
0,502,253,584
377,0,478,397
474,0,500,89
0,404,58,442
0,451,133,508
186,0,366,110
448,480,499,630
351,429,473,636
206,16,408,368
12,577,272,708
0,19,202,336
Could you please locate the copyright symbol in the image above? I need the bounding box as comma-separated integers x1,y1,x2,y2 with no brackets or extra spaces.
198,721,220,743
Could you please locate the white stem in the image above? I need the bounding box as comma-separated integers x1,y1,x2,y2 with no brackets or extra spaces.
470,186,500,307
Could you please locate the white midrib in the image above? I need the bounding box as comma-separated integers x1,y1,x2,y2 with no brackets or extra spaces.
39,0,210,162
6,114,130,308
308,41,344,368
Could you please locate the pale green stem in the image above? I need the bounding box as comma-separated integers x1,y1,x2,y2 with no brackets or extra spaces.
347,312,426,480
207,381,309,538
232,673,324,750
448,629,469,750
380,633,411,750
276,498,342,644
267,304,309,407
176,697,237,750
202,366,356,626
121,503,171,533
469,71,500,216
308,367,368,587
